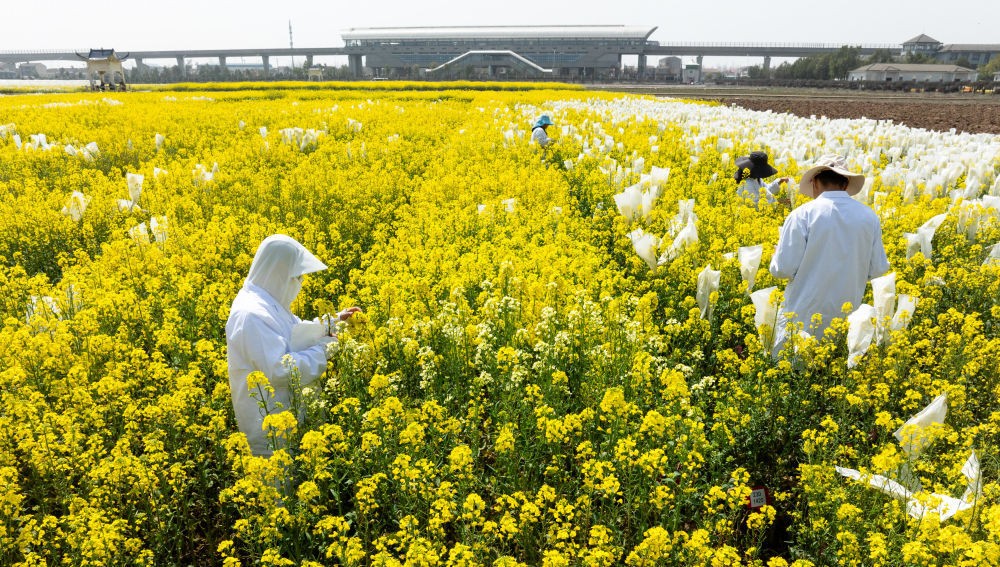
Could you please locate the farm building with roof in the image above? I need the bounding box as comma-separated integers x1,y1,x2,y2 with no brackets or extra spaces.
848,63,978,83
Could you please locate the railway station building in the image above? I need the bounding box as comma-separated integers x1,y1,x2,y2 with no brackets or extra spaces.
340,26,657,79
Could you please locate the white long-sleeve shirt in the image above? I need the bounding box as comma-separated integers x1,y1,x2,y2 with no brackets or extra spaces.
738,178,784,204
226,283,329,456
531,126,551,147
769,191,889,344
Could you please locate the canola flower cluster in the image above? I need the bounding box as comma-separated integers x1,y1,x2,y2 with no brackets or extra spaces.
1,81,999,566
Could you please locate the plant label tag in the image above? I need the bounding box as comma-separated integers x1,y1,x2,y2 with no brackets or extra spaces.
748,486,769,509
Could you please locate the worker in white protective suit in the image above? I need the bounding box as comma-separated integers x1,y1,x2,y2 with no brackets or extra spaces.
226,234,360,456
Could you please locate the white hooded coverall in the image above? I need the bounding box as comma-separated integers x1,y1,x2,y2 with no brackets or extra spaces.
226,234,331,456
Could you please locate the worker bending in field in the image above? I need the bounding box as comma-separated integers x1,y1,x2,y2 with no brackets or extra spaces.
734,151,790,205
226,234,361,457
531,115,555,148
769,155,889,355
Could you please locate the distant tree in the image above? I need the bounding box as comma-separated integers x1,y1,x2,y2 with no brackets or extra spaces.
904,52,936,63
746,65,766,79
954,57,973,69
867,49,896,64
772,46,860,80
980,55,1000,75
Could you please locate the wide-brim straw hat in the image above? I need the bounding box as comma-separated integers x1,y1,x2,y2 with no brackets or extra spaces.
735,151,778,180
798,155,866,198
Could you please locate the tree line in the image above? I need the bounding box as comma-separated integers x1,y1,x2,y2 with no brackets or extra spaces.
747,47,1000,80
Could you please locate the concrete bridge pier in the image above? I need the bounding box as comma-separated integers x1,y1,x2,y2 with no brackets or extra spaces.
763,56,771,76
348,54,363,77
176,56,185,77
218,56,227,71
696,55,703,83
262,55,270,76
134,57,143,70
637,54,646,80
305,54,313,68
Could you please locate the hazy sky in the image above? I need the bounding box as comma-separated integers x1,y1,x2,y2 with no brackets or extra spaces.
2,0,997,67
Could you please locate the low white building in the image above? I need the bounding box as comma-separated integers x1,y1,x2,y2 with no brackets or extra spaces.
849,63,977,83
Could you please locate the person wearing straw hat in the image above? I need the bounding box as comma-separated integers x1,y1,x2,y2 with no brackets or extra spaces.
735,151,791,205
531,115,555,148
768,155,889,355
226,234,361,456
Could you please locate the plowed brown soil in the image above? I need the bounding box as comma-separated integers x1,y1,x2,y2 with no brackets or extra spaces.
590,86,1000,135
718,97,1000,135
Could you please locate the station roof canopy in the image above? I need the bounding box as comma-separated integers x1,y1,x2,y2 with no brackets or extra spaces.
341,25,658,41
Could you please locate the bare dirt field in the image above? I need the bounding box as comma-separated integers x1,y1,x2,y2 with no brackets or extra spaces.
592,85,1000,135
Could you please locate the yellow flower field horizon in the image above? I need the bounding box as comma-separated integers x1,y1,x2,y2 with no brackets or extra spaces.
1,83,999,566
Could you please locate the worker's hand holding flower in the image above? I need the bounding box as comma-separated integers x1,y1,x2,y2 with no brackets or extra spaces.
336,307,362,321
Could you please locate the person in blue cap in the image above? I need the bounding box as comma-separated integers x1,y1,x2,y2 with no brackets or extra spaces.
531,115,555,148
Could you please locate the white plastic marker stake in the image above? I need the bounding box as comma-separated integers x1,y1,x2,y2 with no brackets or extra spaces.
750,286,778,353
628,228,661,271
696,264,721,320
738,244,763,294
846,304,876,369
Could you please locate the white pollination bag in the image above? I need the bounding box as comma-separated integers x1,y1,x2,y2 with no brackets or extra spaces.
614,183,659,221
127,173,144,204
891,295,919,331
984,243,1000,267
696,264,721,320
750,286,779,352
649,166,670,186
738,244,763,293
904,213,947,260
846,304,876,369
662,216,698,263
628,229,661,271
837,393,982,522
894,393,948,459
60,191,90,222
870,272,896,345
